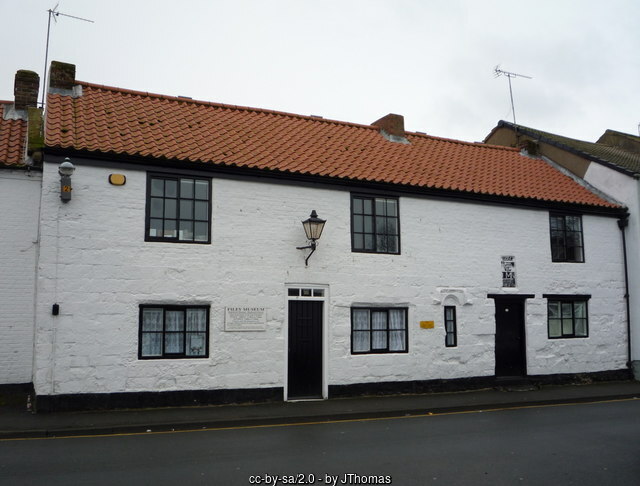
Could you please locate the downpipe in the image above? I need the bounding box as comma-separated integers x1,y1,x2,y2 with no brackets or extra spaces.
617,215,632,372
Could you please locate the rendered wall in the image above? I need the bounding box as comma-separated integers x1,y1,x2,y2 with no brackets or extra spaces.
584,163,640,365
0,169,41,384
33,161,628,397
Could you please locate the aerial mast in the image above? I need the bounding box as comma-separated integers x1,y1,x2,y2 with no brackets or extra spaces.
494,66,532,126
42,4,94,106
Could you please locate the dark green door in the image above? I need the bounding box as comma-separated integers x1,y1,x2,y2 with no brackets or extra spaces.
288,301,323,399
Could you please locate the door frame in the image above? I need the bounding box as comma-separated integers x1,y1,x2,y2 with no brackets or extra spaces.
285,284,329,400
488,294,534,377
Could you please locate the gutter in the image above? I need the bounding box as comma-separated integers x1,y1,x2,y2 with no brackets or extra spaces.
618,215,632,369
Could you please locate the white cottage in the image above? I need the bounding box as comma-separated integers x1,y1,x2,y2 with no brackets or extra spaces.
486,121,640,380
2,62,632,411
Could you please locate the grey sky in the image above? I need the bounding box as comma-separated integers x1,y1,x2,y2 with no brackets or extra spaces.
2,0,638,143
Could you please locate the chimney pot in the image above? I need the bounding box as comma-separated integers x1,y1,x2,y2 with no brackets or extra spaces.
372,113,405,137
49,61,76,90
14,70,40,110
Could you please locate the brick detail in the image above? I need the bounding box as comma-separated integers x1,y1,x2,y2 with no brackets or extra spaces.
14,70,39,110
49,61,76,90
372,113,405,137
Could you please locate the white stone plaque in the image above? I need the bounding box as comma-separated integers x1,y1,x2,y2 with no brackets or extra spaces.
225,307,267,331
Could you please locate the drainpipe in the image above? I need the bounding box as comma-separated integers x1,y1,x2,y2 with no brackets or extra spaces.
617,215,632,371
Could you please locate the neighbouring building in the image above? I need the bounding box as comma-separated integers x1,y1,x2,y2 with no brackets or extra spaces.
0,70,42,385
0,62,633,411
485,120,640,379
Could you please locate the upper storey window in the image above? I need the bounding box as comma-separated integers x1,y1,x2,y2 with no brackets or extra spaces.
351,195,400,254
550,214,584,262
146,175,211,243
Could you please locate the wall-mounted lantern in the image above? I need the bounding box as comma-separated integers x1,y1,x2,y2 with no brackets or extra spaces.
58,158,75,202
296,210,326,266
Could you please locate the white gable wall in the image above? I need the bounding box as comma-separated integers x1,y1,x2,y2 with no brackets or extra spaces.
33,161,628,397
0,169,41,384
584,163,640,368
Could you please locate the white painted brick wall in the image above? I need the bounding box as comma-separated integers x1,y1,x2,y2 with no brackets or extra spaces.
33,161,628,396
0,170,41,384
584,163,640,362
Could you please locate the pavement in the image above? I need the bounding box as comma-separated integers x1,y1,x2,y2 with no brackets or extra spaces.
1,380,639,440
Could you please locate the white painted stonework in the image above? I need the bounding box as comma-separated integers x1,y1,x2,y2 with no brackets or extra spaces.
31,160,628,398
0,170,41,384
584,163,640,364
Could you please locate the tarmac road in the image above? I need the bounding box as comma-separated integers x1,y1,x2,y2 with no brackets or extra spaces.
1,397,639,485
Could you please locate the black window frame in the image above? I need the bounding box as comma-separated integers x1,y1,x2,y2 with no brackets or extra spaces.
543,294,590,339
549,213,584,263
351,194,401,254
351,307,408,354
138,304,210,359
145,174,212,244
444,306,457,347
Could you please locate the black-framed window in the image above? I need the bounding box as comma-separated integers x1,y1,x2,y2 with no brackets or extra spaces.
351,307,407,354
146,175,211,243
139,305,210,359
351,195,400,254
545,296,589,339
444,306,457,347
550,214,584,262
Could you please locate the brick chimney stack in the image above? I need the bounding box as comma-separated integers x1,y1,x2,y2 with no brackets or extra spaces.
49,61,76,90
372,113,405,137
14,70,40,110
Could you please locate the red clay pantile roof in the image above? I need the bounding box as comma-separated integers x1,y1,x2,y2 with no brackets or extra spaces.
0,102,28,167
45,82,620,209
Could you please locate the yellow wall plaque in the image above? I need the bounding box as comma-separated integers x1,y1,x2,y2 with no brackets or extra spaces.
420,321,435,329
109,174,127,185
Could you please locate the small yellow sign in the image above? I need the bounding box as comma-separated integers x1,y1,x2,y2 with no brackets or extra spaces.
420,321,435,329
109,174,127,186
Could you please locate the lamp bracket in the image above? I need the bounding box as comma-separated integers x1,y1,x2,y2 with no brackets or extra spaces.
296,240,317,266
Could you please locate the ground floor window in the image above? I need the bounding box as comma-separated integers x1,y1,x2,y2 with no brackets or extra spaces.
139,305,210,358
545,295,589,339
444,306,457,347
351,307,408,354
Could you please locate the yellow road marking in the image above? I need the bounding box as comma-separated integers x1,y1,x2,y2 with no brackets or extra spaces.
1,396,637,442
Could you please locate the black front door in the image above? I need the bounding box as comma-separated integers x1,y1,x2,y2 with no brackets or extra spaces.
288,300,323,399
494,299,526,377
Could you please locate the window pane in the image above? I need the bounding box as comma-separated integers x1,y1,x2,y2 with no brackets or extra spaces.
195,180,209,200
353,310,370,330
313,289,324,297
548,301,560,319
288,288,299,296
164,198,177,219
186,308,207,331
363,215,373,233
142,308,163,331
194,222,208,242
353,234,364,250
376,235,388,253
376,216,386,233
179,221,194,241
180,200,193,219
353,215,364,232
562,318,573,336
363,199,373,214
165,333,184,354
151,178,164,196
386,199,398,217
568,246,584,262
389,309,405,329
445,334,456,347
353,198,363,214
574,302,586,318
301,289,312,297
375,199,387,216
561,303,573,318
550,216,564,231
180,179,194,199
389,330,405,351
575,319,588,337
372,330,387,349
549,318,562,337
353,330,370,352
445,307,455,321
163,219,177,238
566,216,581,231
387,235,399,253
165,180,178,198
386,218,398,235
364,235,374,250
194,201,209,221
166,311,184,331
150,197,164,218
149,218,163,237
372,312,387,330
141,333,162,357
186,333,206,356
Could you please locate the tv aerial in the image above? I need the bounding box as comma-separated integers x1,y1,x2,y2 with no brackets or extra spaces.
494,65,532,126
42,3,94,106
